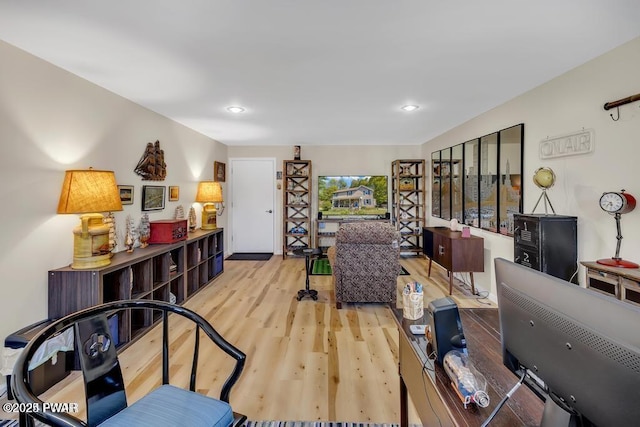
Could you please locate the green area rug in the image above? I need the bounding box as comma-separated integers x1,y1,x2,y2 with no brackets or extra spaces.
310,258,410,276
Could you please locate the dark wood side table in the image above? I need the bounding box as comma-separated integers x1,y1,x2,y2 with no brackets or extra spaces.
423,227,484,295
293,247,322,301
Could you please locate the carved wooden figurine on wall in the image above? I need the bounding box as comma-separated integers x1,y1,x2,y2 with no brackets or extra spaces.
135,140,167,180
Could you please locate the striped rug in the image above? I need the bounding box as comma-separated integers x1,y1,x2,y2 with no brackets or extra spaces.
246,422,412,427
1,419,411,427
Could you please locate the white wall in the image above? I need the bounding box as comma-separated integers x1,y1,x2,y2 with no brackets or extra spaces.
421,36,640,299
0,41,227,346
228,145,422,254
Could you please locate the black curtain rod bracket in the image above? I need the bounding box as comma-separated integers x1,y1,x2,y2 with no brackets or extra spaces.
603,92,640,121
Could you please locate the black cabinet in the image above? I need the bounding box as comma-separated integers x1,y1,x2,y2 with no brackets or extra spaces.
513,214,577,283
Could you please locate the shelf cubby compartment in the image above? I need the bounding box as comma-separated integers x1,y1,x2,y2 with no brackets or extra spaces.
170,247,184,273
198,263,209,287
207,257,215,281
199,238,210,261
102,268,130,302
206,235,216,256
153,252,171,287
130,295,152,340
170,277,185,305
214,254,223,276
107,312,126,348
187,241,201,268
152,284,170,322
130,259,153,298
187,267,199,295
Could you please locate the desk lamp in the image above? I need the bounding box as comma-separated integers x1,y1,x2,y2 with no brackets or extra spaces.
195,181,224,230
57,169,123,269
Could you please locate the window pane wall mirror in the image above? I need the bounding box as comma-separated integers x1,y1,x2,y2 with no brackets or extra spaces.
431,123,523,237
440,147,452,220
499,124,523,235
480,132,499,232
464,138,480,227
451,143,464,223
431,151,441,218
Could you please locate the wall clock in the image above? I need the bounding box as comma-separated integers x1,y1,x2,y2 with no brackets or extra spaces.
597,190,638,268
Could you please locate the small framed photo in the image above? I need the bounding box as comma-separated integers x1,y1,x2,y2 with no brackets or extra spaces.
214,161,226,182
118,185,134,205
142,185,166,211
168,186,180,201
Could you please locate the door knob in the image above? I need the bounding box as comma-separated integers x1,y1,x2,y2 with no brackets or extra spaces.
266,209,273,213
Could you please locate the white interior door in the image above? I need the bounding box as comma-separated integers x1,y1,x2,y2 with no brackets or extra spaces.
230,158,276,253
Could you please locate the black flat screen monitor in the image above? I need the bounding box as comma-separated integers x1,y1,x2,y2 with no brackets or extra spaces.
495,258,640,427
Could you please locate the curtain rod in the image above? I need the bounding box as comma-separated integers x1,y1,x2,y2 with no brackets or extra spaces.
603,93,640,110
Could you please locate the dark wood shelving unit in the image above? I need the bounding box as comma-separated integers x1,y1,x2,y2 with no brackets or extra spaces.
283,160,312,258
48,228,224,350
392,159,426,256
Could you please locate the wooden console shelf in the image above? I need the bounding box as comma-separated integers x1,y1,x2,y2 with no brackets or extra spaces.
393,306,543,426
423,227,484,295
48,228,224,349
581,261,640,306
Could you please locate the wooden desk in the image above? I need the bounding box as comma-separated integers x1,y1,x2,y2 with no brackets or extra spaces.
423,227,484,294
392,306,543,427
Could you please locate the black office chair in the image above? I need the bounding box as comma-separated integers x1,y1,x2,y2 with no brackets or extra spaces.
11,300,246,427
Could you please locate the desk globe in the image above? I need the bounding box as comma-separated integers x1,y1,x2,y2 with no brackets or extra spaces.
533,167,555,189
532,167,556,214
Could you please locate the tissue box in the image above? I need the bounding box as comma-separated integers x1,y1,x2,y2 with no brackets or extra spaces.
402,291,424,320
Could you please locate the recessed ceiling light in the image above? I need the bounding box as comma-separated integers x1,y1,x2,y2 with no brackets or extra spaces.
226,106,246,113
401,105,419,112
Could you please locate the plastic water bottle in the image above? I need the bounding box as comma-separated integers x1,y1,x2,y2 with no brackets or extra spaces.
443,350,490,408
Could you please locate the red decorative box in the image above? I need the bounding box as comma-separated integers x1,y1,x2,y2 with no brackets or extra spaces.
149,219,188,244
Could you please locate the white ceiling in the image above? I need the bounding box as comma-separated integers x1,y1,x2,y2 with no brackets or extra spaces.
1,1,640,146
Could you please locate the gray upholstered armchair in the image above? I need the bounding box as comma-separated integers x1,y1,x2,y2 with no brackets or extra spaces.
327,221,401,309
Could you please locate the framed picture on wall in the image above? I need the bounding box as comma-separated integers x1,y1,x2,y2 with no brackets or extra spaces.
214,161,226,182
168,186,179,201
118,185,134,205
142,185,165,211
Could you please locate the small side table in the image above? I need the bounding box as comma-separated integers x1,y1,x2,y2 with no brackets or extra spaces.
293,248,322,301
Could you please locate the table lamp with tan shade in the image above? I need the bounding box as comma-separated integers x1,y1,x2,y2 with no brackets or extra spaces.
57,168,123,269
195,181,224,230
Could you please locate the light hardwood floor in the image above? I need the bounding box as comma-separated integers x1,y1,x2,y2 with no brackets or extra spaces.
5,255,495,423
